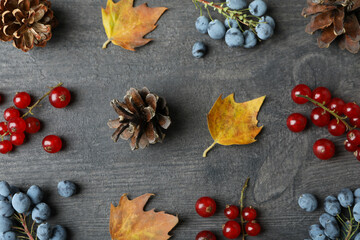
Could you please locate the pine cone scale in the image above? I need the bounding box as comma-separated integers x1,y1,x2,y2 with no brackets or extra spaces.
108,88,171,150
344,14,360,41
318,25,337,47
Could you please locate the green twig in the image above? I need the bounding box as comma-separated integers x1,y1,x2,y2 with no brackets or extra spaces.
239,178,250,240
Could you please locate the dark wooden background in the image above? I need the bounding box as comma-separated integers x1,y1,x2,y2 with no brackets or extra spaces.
1,0,360,239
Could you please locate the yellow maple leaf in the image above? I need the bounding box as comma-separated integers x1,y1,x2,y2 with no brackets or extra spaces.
101,0,167,51
109,193,179,240
203,94,266,157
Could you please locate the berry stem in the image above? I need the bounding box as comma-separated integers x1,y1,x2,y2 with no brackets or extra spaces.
192,0,259,29
297,94,354,131
14,213,36,240
102,39,112,49
203,141,217,157
239,177,250,240
21,82,63,119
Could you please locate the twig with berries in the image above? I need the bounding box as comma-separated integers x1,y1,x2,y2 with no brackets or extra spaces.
287,84,360,162
193,0,260,30
13,213,37,240
0,83,71,154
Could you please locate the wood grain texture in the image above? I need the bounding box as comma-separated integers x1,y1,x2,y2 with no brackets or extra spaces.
0,0,360,239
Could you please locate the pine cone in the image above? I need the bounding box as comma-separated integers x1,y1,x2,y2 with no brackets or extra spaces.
302,0,360,53
0,0,57,52
107,87,171,150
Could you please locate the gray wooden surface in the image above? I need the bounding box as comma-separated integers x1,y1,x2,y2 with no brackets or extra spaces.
1,0,360,239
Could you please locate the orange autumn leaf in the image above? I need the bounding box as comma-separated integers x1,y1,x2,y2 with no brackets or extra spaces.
109,193,179,240
101,0,167,51
203,94,266,157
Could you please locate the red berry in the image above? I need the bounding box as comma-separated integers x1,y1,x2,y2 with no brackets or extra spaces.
224,205,239,220
312,87,331,105
7,117,26,134
196,231,217,240
245,221,261,236
287,113,307,132
328,98,345,115
49,86,71,108
25,117,41,134
242,206,257,221
344,102,360,119
222,221,241,239
313,139,335,160
345,140,358,152
195,197,216,218
350,117,360,127
327,119,346,136
291,84,312,104
13,92,31,109
347,129,360,146
311,107,331,127
0,140,13,154
0,122,8,136
4,107,20,121
355,148,360,161
10,132,25,146
42,135,62,153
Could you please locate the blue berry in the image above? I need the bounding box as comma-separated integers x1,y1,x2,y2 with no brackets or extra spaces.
195,16,209,34
0,200,14,217
298,193,318,212
224,18,238,29
319,213,337,228
355,233,360,240
12,192,31,214
226,0,247,10
255,23,274,40
7,186,20,202
3,231,16,240
324,221,340,239
243,30,257,48
192,42,207,58
0,216,12,233
0,182,10,197
338,188,354,208
57,181,76,198
32,203,51,223
260,16,275,29
225,28,244,47
50,225,67,240
356,197,360,204
324,196,341,216
27,185,44,205
249,0,267,17
354,188,360,198
353,202,360,222
37,223,52,240
309,224,327,240
207,19,226,40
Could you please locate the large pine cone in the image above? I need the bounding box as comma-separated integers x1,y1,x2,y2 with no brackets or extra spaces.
302,0,360,53
108,87,171,150
0,0,57,52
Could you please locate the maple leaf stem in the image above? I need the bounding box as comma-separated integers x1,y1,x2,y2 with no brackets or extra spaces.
102,39,112,49
203,141,217,157
239,178,250,240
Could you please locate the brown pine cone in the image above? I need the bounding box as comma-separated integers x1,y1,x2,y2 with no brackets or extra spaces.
0,0,58,52
108,87,171,150
302,0,360,53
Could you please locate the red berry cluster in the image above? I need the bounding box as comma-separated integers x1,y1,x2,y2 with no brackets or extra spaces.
0,84,71,154
195,179,260,240
287,84,360,161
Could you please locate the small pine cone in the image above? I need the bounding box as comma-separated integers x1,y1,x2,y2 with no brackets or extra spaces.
108,87,171,150
302,0,360,53
0,0,58,52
